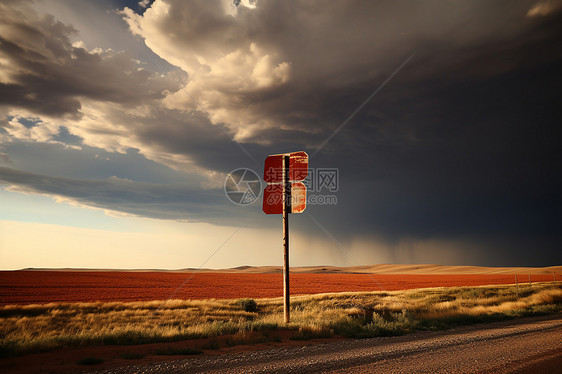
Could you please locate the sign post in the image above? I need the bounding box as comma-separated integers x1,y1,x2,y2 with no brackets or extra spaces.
282,155,290,323
263,151,308,323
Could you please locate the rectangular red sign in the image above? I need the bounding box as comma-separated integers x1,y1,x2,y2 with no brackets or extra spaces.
262,182,307,214
264,151,308,183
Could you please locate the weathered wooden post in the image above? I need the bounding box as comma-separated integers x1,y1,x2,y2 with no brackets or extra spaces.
515,274,519,297
282,154,291,323
262,151,308,325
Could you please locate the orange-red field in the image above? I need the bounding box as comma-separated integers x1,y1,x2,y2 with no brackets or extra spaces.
0,271,555,306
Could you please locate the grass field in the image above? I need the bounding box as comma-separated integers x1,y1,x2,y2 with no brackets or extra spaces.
1,282,560,357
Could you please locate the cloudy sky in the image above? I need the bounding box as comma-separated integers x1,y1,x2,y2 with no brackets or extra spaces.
1,0,560,270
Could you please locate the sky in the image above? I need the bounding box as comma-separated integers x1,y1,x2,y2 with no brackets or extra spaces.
0,0,560,270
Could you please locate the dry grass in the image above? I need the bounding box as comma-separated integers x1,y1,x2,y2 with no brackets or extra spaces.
1,283,560,356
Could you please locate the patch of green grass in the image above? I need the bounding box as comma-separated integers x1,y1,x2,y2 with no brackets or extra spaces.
239,299,258,312
329,309,418,338
77,357,104,365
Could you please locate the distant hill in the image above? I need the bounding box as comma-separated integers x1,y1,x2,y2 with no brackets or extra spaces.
19,264,562,275
214,264,562,275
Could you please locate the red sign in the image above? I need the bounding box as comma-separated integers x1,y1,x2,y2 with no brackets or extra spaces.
263,151,308,215
262,182,307,214
264,151,308,183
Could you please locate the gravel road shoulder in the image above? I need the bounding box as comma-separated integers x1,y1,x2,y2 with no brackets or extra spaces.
92,313,562,374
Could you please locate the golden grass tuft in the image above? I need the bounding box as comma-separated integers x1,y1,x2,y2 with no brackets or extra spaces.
1,283,560,356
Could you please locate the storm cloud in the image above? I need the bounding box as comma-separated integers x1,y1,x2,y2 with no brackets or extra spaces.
0,166,239,222
122,0,562,146
1,0,561,266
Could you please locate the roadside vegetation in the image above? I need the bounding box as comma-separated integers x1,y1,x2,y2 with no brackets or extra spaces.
1,282,560,357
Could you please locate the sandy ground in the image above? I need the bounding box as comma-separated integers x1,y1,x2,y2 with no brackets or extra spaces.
0,330,345,374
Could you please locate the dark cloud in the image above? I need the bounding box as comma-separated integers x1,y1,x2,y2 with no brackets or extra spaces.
326,15,562,238
0,166,248,223
0,1,182,116
123,0,561,144
134,0,558,266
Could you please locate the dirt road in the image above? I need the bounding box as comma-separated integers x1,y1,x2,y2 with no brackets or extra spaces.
99,314,561,374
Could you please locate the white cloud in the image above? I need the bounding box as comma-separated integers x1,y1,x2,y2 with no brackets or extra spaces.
122,0,295,142
0,1,255,183
0,113,82,150
527,0,562,17
139,0,151,9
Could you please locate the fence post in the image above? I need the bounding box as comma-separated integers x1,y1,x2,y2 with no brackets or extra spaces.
528,274,532,288
515,274,519,297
